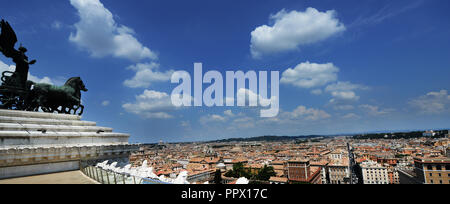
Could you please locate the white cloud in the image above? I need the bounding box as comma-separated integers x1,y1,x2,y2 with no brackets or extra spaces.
0,60,54,84
284,105,331,121
199,110,254,128
333,105,355,111
350,0,424,27
69,0,157,62
221,88,276,107
101,100,110,106
181,121,190,127
359,104,394,116
123,63,174,88
199,106,330,132
311,89,323,95
200,110,238,125
281,62,369,102
236,88,274,106
409,90,450,114
342,113,360,119
231,116,255,129
52,21,62,30
250,8,345,58
224,110,235,117
200,114,228,125
122,90,176,119
255,105,331,128
200,110,257,130
325,81,367,101
281,61,339,88
28,75,53,85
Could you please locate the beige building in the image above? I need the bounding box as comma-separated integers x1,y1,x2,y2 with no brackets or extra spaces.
328,159,349,184
414,157,450,184
361,160,389,184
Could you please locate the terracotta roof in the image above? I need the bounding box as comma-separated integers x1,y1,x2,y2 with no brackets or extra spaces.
269,177,288,183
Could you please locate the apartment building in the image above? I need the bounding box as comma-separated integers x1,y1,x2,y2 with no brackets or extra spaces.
414,157,450,184
361,160,389,184
285,159,322,184
328,159,349,184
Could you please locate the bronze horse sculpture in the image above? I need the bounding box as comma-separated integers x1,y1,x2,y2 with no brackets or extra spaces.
27,77,88,115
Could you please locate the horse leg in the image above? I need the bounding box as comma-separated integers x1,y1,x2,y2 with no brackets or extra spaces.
72,105,78,115
52,106,60,114
62,106,68,114
41,105,50,112
78,105,84,116
61,106,69,114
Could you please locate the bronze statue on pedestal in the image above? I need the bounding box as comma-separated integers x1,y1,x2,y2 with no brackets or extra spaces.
0,19,87,115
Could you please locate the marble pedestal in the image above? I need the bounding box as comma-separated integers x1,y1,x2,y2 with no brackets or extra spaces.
0,109,138,179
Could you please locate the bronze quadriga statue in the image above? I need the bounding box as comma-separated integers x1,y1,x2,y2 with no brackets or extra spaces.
0,19,87,115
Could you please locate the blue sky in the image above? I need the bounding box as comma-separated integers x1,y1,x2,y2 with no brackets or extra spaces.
0,0,449,143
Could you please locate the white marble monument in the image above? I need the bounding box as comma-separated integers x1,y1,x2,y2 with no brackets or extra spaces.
0,109,138,179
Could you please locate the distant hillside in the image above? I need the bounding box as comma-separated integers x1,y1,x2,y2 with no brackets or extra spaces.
353,129,449,140
206,135,330,143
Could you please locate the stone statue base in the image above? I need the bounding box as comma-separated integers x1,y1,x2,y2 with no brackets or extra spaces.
0,109,138,179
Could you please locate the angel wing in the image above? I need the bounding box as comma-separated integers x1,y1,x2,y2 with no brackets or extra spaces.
0,19,18,58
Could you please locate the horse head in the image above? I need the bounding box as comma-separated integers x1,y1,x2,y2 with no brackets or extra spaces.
65,77,88,92
78,77,88,92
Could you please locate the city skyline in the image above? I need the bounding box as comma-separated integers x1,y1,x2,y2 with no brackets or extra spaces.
0,0,449,143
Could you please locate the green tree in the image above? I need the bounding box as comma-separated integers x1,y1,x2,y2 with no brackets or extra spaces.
224,170,235,178
224,162,252,179
256,165,276,181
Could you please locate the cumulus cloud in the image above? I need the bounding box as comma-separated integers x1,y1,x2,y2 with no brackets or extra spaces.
52,21,63,30
199,110,256,129
199,106,330,132
200,111,257,130
28,75,54,85
342,113,360,119
200,110,238,125
285,105,331,121
281,62,369,102
325,81,367,101
224,110,235,117
256,105,331,128
250,8,345,58
409,90,450,114
181,121,190,127
0,60,54,84
123,63,174,88
311,89,323,95
333,105,355,111
69,0,157,62
281,62,339,88
122,90,177,119
235,88,275,106
101,100,110,106
200,114,228,125
359,104,394,116
231,116,256,129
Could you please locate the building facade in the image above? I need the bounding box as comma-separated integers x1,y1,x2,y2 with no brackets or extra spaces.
285,159,321,184
328,162,349,184
414,157,450,184
361,160,389,184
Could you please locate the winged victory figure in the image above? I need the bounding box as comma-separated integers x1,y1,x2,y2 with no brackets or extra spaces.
0,19,36,89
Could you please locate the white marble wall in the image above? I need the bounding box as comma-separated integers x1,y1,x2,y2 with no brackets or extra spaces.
0,109,139,179
0,161,79,179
